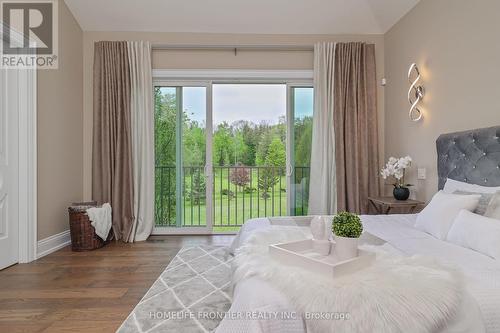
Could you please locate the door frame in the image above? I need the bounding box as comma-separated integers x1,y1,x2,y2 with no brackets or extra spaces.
1,30,38,263
152,70,312,235
18,67,37,263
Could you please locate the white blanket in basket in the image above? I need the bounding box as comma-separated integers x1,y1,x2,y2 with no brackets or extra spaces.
86,203,112,240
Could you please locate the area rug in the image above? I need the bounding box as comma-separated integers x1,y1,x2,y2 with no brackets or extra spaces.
118,245,233,333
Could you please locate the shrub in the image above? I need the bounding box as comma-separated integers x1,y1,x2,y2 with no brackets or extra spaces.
230,165,250,188
261,192,270,200
221,189,234,197
332,212,363,238
244,187,256,194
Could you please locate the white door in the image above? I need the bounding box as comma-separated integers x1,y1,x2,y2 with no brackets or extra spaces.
0,67,20,269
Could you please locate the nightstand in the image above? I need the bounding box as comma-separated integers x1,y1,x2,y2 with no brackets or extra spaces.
368,196,424,215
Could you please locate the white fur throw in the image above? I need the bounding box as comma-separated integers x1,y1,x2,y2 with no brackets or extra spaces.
232,226,465,333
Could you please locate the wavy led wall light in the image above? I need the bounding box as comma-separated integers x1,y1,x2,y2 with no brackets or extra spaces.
408,63,425,122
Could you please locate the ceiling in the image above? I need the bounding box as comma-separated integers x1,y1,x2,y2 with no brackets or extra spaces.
64,0,420,35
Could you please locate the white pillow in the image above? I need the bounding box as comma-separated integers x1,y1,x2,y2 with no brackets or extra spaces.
447,209,500,259
453,190,494,215
443,178,500,194
415,191,480,239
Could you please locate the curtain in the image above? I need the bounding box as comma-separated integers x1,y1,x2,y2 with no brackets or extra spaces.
334,42,380,213
308,42,337,215
92,41,134,241
127,41,155,242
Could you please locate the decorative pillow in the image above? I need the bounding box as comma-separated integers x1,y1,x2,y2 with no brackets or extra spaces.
443,178,500,194
415,191,481,240
484,192,500,220
453,190,494,215
447,209,500,259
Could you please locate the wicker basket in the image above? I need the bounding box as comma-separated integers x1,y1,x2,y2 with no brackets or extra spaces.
68,202,110,251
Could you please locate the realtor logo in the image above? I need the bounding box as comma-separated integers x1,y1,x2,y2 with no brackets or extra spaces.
1,0,58,69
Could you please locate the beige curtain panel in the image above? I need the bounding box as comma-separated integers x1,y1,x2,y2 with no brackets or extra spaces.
334,42,380,213
309,42,337,215
93,41,135,241
127,41,155,242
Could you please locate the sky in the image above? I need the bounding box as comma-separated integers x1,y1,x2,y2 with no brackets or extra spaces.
178,84,313,126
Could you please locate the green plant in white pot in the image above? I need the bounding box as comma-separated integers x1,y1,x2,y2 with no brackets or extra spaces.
332,212,363,261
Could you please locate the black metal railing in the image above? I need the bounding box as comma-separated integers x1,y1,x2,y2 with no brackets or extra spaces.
155,165,310,228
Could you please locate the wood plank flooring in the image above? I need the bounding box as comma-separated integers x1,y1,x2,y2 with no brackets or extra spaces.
0,235,234,333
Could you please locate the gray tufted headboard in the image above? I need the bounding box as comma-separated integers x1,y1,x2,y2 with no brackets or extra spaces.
437,126,500,190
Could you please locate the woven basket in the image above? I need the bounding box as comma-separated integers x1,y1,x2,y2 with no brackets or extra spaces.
68,202,110,251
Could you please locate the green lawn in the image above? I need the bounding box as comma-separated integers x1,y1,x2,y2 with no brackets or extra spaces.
155,167,309,231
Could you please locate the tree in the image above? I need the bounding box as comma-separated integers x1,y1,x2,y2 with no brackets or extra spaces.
230,164,250,191
231,132,248,165
267,137,286,177
294,116,313,167
183,119,206,167
258,168,279,200
154,88,177,167
265,137,286,168
188,170,206,205
237,120,259,166
255,130,273,166
213,122,233,166
154,88,177,225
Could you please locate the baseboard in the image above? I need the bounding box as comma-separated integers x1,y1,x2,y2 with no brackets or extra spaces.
37,230,71,259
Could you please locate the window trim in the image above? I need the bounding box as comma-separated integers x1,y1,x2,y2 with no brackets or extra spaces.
152,69,313,83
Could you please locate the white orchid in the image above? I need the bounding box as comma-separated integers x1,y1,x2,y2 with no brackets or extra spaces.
388,157,398,165
397,156,412,169
380,156,413,188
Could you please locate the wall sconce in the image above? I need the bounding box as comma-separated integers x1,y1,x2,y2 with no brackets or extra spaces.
408,63,424,121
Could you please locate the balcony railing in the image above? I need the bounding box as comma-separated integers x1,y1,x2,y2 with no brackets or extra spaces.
155,165,310,229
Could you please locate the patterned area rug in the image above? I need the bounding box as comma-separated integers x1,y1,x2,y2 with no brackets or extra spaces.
118,245,233,333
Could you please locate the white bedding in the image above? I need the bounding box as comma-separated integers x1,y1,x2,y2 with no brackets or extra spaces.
218,214,500,333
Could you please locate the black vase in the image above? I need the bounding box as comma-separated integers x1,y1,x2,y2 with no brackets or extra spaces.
393,187,410,201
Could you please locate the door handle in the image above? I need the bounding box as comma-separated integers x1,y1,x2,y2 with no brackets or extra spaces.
286,164,293,177
204,165,211,178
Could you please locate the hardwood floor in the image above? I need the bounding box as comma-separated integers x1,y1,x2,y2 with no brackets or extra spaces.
0,235,234,333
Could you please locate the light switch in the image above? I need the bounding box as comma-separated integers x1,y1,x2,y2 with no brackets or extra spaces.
417,168,426,180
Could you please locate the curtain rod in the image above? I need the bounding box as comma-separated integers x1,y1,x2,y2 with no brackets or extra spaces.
152,44,314,52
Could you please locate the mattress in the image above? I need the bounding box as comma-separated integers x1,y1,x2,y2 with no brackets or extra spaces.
221,214,500,333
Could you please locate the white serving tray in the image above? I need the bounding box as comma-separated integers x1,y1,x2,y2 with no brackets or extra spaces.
269,239,375,279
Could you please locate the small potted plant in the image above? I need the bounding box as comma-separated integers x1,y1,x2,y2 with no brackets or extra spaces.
332,212,363,261
380,156,413,201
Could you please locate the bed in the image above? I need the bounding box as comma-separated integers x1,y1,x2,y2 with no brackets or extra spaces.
217,126,500,333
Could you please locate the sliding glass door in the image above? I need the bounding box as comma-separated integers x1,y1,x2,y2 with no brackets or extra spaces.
154,81,312,234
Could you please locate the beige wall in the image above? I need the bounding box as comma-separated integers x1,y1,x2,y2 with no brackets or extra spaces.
37,1,83,240
82,32,385,199
384,0,500,202
36,0,500,239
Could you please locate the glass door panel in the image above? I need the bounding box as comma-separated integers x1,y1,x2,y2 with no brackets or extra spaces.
154,87,177,227
154,86,208,229
212,84,287,231
182,87,207,227
290,87,313,216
